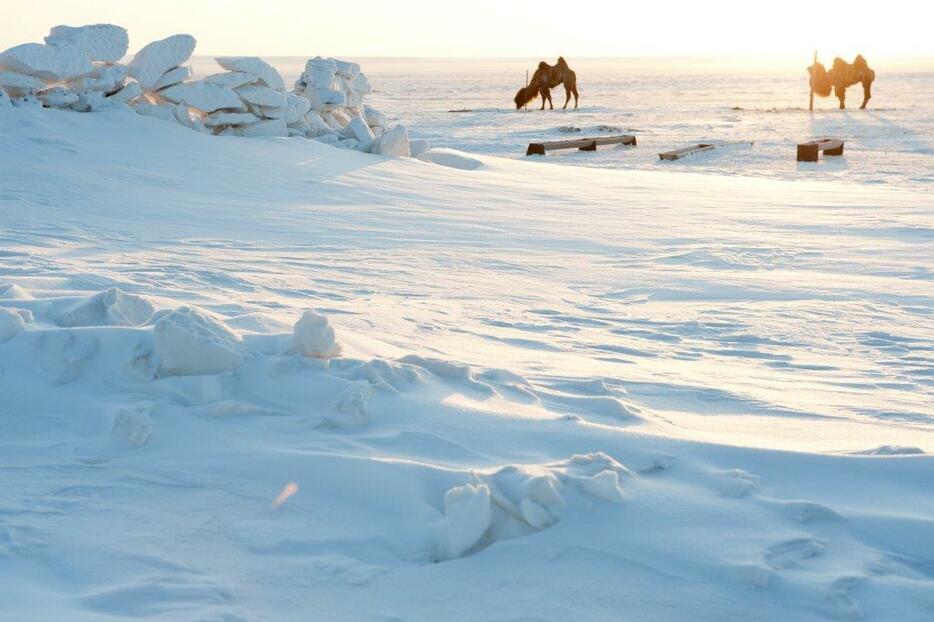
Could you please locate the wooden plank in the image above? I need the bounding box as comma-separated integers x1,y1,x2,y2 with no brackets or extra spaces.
658,141,753,161
526,134,636,156
658,143,715,161
796,138,844,162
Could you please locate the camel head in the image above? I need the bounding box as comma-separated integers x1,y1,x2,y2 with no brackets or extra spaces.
514,85,538,109
807,61,833,97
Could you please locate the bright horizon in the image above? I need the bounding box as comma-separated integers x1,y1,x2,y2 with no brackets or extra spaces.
3,0,933,60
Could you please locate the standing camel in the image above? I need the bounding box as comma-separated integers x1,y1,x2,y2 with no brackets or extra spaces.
808,54,875,110
514,57,579,110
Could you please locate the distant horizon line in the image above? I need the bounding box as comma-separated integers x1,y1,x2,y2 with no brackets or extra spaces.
184,54,934,60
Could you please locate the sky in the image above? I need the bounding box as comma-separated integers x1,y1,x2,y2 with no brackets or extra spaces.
2,0,932,59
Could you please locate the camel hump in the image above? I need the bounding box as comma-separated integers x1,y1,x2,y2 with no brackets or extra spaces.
538,61,549,70
557,56,568,66
853,54,868,69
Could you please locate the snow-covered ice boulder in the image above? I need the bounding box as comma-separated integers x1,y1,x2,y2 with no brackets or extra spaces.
304,111,332,137
315,133,340,146
347,116,375,143
112,403,154,447
39,86,79,108
0,71,45,92
292,310,341,358
334,59,360,79
375,125,410,157
303,57,338,89
0,307,27,343
353,73,372,96
363,105,387,129
237,118,288,137
0,89,11,108
436,483,492,560
204,111,259,128
409,138,430,158
235,84,287,109
45,24,129,63
70,88,107,112
153,306,246,376
57,288,155,327
67,63,127,93
0,42,92,81
106,82,142,105
301,85,345,110
131,100,178,123
150,65,191,90
128,34,196,90
285,93,311,124
160,81,243,112
215,56,284,92
203,71,258,89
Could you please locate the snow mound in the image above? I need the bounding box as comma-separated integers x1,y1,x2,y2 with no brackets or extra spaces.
0,283,33,299
418,148,484,171
433,453,631,560
153,306,246,376
292,310,341,359
55,288,155,327
849,445,926,456
0,307,27,343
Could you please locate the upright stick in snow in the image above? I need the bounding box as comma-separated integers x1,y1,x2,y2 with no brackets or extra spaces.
809,49,817,111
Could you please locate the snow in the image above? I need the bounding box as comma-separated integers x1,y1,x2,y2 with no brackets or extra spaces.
45,24,129,63
0,60,932,621
128,34,197,90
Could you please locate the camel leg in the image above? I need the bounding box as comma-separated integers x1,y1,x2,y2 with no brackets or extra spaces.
574,88,579,109
546,89,554,110
563,86,571,109
835,85,846,110
539,88,548,110
860,82,871,109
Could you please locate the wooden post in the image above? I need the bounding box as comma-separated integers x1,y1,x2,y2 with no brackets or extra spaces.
524,70,529,111
809,49,817,112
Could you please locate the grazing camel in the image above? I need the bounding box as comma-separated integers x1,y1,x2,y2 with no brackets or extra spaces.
808,54,875,109
514,57,579,110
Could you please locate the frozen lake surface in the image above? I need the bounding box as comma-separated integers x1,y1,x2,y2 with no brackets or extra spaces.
208,56,934,187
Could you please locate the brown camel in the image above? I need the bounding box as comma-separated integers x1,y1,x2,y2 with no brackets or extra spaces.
808,54,875,109
514,57,579,110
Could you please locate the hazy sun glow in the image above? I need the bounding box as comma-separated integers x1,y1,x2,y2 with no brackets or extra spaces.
3,0,932,59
